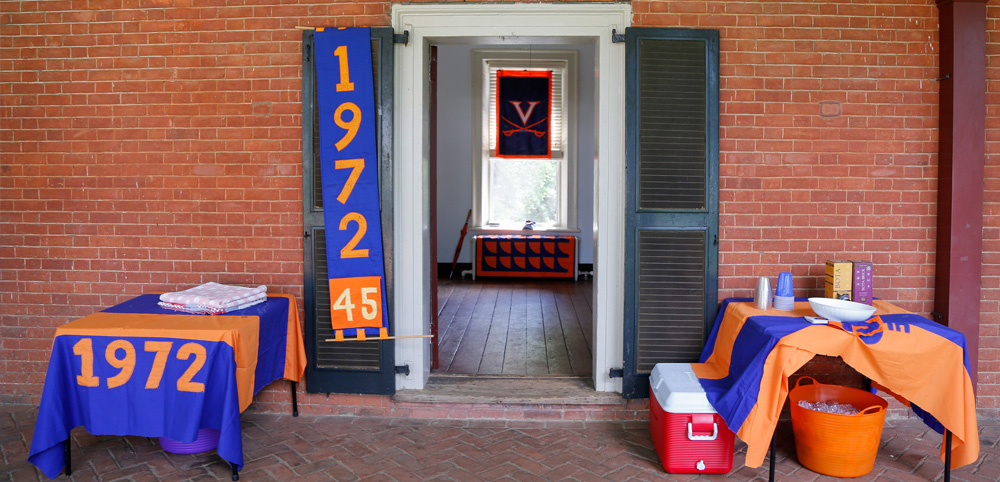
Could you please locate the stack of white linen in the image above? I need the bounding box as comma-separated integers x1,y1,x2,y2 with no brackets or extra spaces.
158,282,268,315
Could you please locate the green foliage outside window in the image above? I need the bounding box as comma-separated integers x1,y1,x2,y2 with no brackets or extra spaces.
489,159,558,227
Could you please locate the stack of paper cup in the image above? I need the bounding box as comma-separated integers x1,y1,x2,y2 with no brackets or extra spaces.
774,272,794,310
754,277,772,310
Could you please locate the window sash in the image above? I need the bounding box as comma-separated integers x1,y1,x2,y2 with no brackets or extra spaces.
484,59,567,227
473,52,576,230
486,157,562,227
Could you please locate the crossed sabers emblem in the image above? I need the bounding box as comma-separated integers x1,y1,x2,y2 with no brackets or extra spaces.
501,101,548,137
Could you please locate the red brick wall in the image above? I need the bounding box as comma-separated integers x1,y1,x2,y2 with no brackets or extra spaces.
638,1,942,307
1,1,997,416
983,3,1000,418
0,0,392,404
630,0,997,416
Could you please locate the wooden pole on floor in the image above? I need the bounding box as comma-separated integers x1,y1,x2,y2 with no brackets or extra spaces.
450,209,472,278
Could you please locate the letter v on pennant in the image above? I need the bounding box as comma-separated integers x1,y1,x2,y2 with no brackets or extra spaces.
509,101,540,125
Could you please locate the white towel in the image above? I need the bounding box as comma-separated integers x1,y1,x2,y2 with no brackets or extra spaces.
158,297,267,315
159,282,267,310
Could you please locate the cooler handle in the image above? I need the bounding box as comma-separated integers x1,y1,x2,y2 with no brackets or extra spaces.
687,422,718,441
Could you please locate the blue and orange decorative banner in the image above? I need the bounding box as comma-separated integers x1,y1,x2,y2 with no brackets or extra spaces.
497,70,551,158
475,235,575,278
315,27,389,340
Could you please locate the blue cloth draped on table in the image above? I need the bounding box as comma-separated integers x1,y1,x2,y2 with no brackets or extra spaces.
29,294,301,479
692,298,978,469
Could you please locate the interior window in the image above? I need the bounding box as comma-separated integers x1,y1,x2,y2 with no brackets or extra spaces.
474,52,576,230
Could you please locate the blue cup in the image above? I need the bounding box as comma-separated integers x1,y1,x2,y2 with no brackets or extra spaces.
776,272,793,298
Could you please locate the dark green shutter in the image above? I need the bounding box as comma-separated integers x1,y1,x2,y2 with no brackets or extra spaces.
302,28,395,395
623,28,720,398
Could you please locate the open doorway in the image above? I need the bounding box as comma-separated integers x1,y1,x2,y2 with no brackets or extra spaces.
430,41,597,378
392,3,630,392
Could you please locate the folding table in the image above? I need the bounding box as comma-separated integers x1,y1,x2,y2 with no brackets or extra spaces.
693,298,979,481
29,294,306,480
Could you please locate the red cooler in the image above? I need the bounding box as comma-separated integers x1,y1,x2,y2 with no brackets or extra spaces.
649,363,735,474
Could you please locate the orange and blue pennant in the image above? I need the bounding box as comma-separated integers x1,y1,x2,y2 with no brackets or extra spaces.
497,70,552,158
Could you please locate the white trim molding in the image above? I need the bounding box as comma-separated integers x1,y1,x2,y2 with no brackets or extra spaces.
392,3,630,392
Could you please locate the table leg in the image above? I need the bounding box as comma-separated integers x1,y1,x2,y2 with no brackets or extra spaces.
768,433,776,482
64,439,71,476
291,381,299,417
944,430,952,482
231,462,239,481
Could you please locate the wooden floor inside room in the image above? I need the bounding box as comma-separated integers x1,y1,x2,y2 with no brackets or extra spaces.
435,277,593,376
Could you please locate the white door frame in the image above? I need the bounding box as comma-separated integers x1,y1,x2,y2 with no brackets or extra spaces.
391,3,630,392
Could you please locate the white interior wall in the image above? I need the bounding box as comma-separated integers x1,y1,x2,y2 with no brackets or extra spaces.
434,43,596,266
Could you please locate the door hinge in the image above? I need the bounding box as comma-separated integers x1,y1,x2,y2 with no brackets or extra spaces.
611,28,626,43
394,364,410,376
609,367,624,378
394,30,409,46
303,231,311,239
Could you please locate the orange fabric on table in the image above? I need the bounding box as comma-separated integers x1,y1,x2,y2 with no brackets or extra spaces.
694,302,815,380
268,294,306,382
55,312,260,412
694,300,979,469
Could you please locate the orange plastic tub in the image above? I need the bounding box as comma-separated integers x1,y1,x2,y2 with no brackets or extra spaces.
789,377,888,478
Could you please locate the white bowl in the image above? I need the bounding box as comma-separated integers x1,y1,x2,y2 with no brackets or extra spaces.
807,297,876,322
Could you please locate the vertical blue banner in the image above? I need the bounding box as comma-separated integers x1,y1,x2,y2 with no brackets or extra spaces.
315,27,389,339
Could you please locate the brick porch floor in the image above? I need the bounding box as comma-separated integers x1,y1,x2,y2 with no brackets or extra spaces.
2,406,998,481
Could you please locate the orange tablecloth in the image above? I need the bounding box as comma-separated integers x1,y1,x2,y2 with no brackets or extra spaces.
694,299,978,469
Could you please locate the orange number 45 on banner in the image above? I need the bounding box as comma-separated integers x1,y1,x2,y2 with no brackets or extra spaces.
328,276,382,331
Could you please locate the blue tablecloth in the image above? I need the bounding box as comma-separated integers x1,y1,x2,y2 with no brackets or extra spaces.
29,294,298,478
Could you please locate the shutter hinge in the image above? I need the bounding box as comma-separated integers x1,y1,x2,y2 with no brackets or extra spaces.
611,29,626,43
609,367,624,378
394,364,410,376
303,43,311,63
714,234,718,245
394,30,409,46
303,231,311,239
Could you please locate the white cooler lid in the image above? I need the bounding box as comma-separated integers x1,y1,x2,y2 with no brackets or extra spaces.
649,363,717,414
